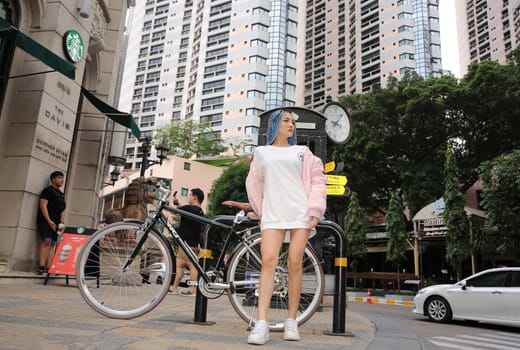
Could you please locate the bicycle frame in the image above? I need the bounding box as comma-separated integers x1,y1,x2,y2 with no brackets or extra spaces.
130,199,261,290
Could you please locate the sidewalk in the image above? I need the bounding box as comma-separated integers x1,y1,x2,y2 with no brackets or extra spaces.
0,276,375,350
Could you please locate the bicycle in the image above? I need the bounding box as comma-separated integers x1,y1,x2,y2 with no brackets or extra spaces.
76,181,324,330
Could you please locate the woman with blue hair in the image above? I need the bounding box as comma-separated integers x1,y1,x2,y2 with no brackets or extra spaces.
245,110,327,345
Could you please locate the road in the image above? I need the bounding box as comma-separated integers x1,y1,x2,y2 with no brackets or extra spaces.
349,302,520,350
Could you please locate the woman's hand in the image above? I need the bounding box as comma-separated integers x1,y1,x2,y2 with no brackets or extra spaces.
309,216,319,229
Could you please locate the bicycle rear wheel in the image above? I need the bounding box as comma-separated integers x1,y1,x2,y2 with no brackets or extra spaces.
226,234,324,330
76,222,173,319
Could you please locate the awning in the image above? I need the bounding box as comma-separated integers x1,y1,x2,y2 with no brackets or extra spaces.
0,17,75,79
81,87,141,139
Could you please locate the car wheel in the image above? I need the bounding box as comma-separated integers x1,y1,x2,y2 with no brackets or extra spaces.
425,296,452,323
156,276,163,285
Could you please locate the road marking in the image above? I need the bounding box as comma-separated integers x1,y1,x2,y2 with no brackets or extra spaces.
459,334,520,347
429,339,483,350
430,334,520,350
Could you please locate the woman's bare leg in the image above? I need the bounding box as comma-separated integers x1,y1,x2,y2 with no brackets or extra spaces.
287,229,311,319
257,229,285,321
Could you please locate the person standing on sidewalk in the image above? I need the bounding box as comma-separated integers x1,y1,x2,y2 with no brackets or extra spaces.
36,171,66,274
168,188,205,296
245,110,327,345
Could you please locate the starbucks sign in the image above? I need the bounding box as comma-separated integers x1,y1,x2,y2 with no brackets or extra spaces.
63,30,84,63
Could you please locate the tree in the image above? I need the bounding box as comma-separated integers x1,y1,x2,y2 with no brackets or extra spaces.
333,72,453,217
443,144,471,280
385,192,408,292
343,192,366,288
208,160,250,217
451,49,520,190
479,149,520,260
154,120,227,159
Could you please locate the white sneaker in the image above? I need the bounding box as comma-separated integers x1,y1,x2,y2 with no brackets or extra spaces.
247,320,270,345
283,318,300,341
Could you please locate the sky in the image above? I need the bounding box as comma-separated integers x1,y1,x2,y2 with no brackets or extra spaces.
438,1,461,77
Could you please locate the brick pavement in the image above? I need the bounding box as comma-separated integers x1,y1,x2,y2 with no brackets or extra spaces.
0,277,375,350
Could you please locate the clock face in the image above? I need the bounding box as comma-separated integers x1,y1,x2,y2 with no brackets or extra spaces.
323,103,352,144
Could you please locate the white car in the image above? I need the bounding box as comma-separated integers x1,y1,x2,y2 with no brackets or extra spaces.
413,267,520,327
142,262,167,285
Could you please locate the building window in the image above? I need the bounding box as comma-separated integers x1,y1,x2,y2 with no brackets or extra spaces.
252,7,269,16
203,79,226,94
201,96,224,111
204,63,227,78
245,126,259,136
210,1,231,16
247,90,265,99
181,188,189,196
248,72,266,81
252,23,269,32
249,55,267,64
399,39,414,46
398,25,413,33
399,53,414,60
285,83,296,91
398,12,413,20
286,50,296,59
251,39,268,48
184,162,191,171
246,108,263,116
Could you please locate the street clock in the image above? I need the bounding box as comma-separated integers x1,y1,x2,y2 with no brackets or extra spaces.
323,102,352,144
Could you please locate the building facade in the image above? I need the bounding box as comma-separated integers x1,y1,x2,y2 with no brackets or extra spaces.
455,0,520,76
119,0,302,169
304,0,442,109
0,0,133,272
120,0,443,166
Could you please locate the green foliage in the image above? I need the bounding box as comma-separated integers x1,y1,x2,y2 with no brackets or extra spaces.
443,144,471,278
479,149,520,258
208,160,250,217
344,192,366,272
452,52,520,189
154,120,227,159
333,72,452,217
385,192,408,268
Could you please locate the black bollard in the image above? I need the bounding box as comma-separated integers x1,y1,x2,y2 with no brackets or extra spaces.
320,220,354,337
188,225,215,325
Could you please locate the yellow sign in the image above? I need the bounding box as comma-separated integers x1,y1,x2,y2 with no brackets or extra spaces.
324,161,335,173
335,257,348,267
326,185,346,195
326,175,348,186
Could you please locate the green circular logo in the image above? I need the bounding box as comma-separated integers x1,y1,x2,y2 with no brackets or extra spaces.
63,30,84,63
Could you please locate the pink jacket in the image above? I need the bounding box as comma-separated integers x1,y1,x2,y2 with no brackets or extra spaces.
246,146,327,221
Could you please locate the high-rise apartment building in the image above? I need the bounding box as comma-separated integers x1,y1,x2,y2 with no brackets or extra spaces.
304,0,442,109
120,0,301,169
120,0,443,168
455,0,519,76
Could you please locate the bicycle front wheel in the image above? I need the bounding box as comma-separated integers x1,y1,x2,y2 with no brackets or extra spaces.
76,222,173,319
226,234,324,330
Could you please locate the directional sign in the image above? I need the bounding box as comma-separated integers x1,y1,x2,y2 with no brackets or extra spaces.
326,185,346,195
324,161,335,174
326,175,348,186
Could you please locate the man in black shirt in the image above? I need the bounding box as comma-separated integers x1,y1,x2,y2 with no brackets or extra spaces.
169,188,205,296
36,171,66,274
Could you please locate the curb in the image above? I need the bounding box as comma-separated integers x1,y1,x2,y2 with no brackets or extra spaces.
348,296,415,307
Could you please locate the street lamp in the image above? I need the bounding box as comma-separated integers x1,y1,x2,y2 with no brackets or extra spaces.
415,230,425,288
139,136,169,177
102,167,120,187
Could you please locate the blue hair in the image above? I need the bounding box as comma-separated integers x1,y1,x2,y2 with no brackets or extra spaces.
266,110,297,145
